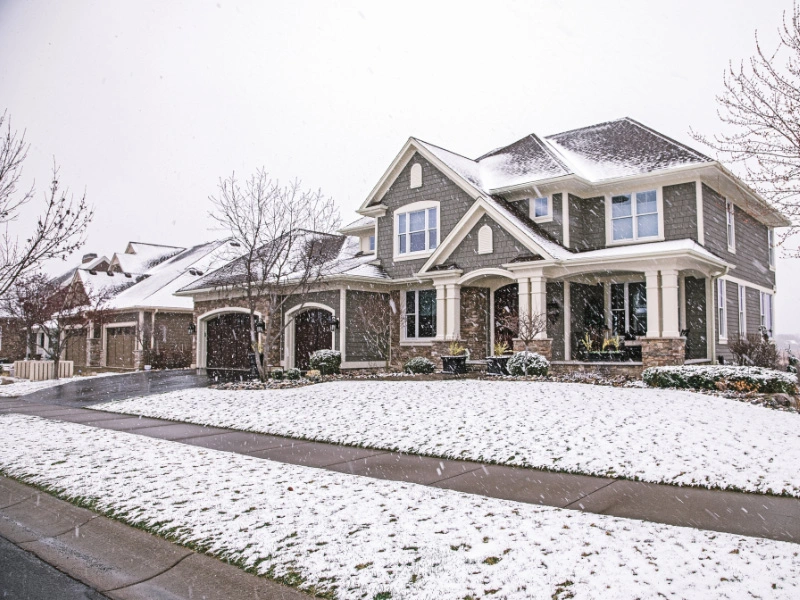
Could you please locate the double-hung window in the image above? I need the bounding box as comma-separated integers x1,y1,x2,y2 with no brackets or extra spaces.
737,284,746,337
368,235,375,252
718,279,727,340
611,190,658,242
760,292,773,335
726,200,736,252
405,290,437,339
610,282,647,337
397,206,438,256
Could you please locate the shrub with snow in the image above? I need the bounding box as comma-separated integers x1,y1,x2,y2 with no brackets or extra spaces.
308,349,341,374
286,368,301,381
404,357,435,374
507,351,549,377
642,365,797,395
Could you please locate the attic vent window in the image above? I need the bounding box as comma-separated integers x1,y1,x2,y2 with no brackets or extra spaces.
410,163,422,189
478,224,493,254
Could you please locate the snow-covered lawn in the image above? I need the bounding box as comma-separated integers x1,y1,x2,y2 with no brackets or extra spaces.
0,372,123,397
0,414,797,600
93,380,800,497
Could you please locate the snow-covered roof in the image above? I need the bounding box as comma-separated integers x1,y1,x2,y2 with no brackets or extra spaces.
73,269,139,298
339,216,375,234
111,243,185,275
562,239,726,266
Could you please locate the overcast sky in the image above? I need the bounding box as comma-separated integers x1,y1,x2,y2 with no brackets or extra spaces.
1,0,798,332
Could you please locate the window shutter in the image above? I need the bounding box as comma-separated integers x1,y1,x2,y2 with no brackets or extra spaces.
478,225,493,254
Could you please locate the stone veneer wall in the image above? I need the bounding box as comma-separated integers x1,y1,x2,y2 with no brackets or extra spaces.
641,338,685,368
512,338,553,361
460,287,489,359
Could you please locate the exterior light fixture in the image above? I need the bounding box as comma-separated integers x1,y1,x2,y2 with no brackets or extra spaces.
188,323,197,335
256,319,266,333
329,317,340,333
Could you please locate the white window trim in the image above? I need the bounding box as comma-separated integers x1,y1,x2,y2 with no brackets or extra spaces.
768,228,775,270
604,188,665,246
393,200,440,262
760,291,774,336
718,278,728,344
530,195,553,224
726,199,736,254
400,289,438,343
737,283,746,338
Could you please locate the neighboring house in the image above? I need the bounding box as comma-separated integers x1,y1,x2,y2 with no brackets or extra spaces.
57,240,233,370
181,118,789,373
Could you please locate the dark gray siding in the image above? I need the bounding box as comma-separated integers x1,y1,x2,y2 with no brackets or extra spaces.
703,184,774,289
746,287,761,337
568,195,605,251
345,290,389,362
546,281,565,360
375,153,475,279
446,214,531,272
536,193,563,244
663,183,697,242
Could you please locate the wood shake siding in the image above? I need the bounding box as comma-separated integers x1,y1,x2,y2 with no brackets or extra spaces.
546,281,565,360
536,193,563,244
345,290,390,362
447,214,530,271
376,153,474,279
568,194,605,251
663,183,697,242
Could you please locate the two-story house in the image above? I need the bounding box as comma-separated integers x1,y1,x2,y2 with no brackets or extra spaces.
182,118,789,374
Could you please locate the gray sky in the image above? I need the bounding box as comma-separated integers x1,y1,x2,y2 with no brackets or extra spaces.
1,0,798,332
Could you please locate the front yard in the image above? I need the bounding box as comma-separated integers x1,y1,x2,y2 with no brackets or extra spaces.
0,413,797,599
92,380,800,497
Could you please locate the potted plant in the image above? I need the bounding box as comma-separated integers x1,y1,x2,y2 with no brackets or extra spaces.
486,341,511,375
601,334,624,362
441,341,468,374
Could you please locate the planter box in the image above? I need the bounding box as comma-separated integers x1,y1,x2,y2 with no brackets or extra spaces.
587,351,624,363
441,355,467,374
486,356,511,375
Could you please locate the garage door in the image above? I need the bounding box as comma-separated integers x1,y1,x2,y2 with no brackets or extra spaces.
64,330,87,366
206,313,251,371
106,326,136,368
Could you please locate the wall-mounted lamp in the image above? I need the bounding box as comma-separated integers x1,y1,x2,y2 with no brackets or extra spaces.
329,316,340,333
187,323,197,335
256,319,266,333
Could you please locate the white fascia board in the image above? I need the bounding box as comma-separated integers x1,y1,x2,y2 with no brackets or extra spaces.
489,174,584,196
358,138,484,213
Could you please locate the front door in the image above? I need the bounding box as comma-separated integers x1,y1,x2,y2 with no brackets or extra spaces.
294,309,332,369
206,313,251,371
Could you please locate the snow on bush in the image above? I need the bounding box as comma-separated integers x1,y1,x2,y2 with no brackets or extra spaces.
507,351,549,377
286,368,301,381
308,349,341,374
404,357,435,374
643,365,797,394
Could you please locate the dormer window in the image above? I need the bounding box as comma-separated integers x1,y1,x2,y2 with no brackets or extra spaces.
394,201,439,260
531,196,551,223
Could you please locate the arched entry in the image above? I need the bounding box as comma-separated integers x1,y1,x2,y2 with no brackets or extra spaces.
294,309,333,369
206,312,251,375
494,283,518,350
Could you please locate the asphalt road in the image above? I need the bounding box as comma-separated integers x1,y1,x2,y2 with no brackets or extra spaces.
20,369,209,408
0,535,108,599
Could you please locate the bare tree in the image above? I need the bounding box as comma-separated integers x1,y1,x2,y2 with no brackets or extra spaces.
0,112,93,296
691,4,800,246
349,291,394,367
2,272,113,379
209,169,340,378
497,310,547,351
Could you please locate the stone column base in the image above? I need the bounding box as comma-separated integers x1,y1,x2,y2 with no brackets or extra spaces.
430,341,451,369
641,337,685,368
512,338,553,361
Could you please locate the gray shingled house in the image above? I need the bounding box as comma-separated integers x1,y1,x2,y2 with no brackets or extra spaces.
181,118,789,374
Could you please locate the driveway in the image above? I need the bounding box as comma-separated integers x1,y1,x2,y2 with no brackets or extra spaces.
19,369,209,408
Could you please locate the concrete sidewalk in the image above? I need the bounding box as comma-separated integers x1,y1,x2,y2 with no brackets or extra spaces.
3,395,799,545
0,477,307,600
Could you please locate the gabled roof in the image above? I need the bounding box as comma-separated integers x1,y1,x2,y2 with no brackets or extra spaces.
339,216,375,234
111,243,185,275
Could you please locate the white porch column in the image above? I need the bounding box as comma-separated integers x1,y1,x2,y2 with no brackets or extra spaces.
435,284,447,341
517,277,531,323
645,270,661,337
661,269,680,338
563,282,571,360
445,283,461,340
706,276,716,362
530,275,548,339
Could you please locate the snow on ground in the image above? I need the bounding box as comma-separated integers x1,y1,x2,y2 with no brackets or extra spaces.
93,380,800,497
0,414,796,600
0,372,123,397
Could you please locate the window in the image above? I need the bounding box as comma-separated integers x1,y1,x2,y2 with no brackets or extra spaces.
760,292,773,335
726,199,736,252
368,235,375,252
531,196,551,222
610,282,647,337
768,228,775,268
397,206,438,256
718,279,727,340
405,290,436,339
611,190,658,242
737,284,746,337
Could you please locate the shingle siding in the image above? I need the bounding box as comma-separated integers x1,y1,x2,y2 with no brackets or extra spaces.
568,195,605,251
446,214,530,272
703,184,774,289
663,183,697,242
546,282,565,360
536,193,563,244
345,290,389,362
376,153,474,278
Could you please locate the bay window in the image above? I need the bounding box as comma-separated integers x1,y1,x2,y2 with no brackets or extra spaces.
611,190,659,242
405,289,437,339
